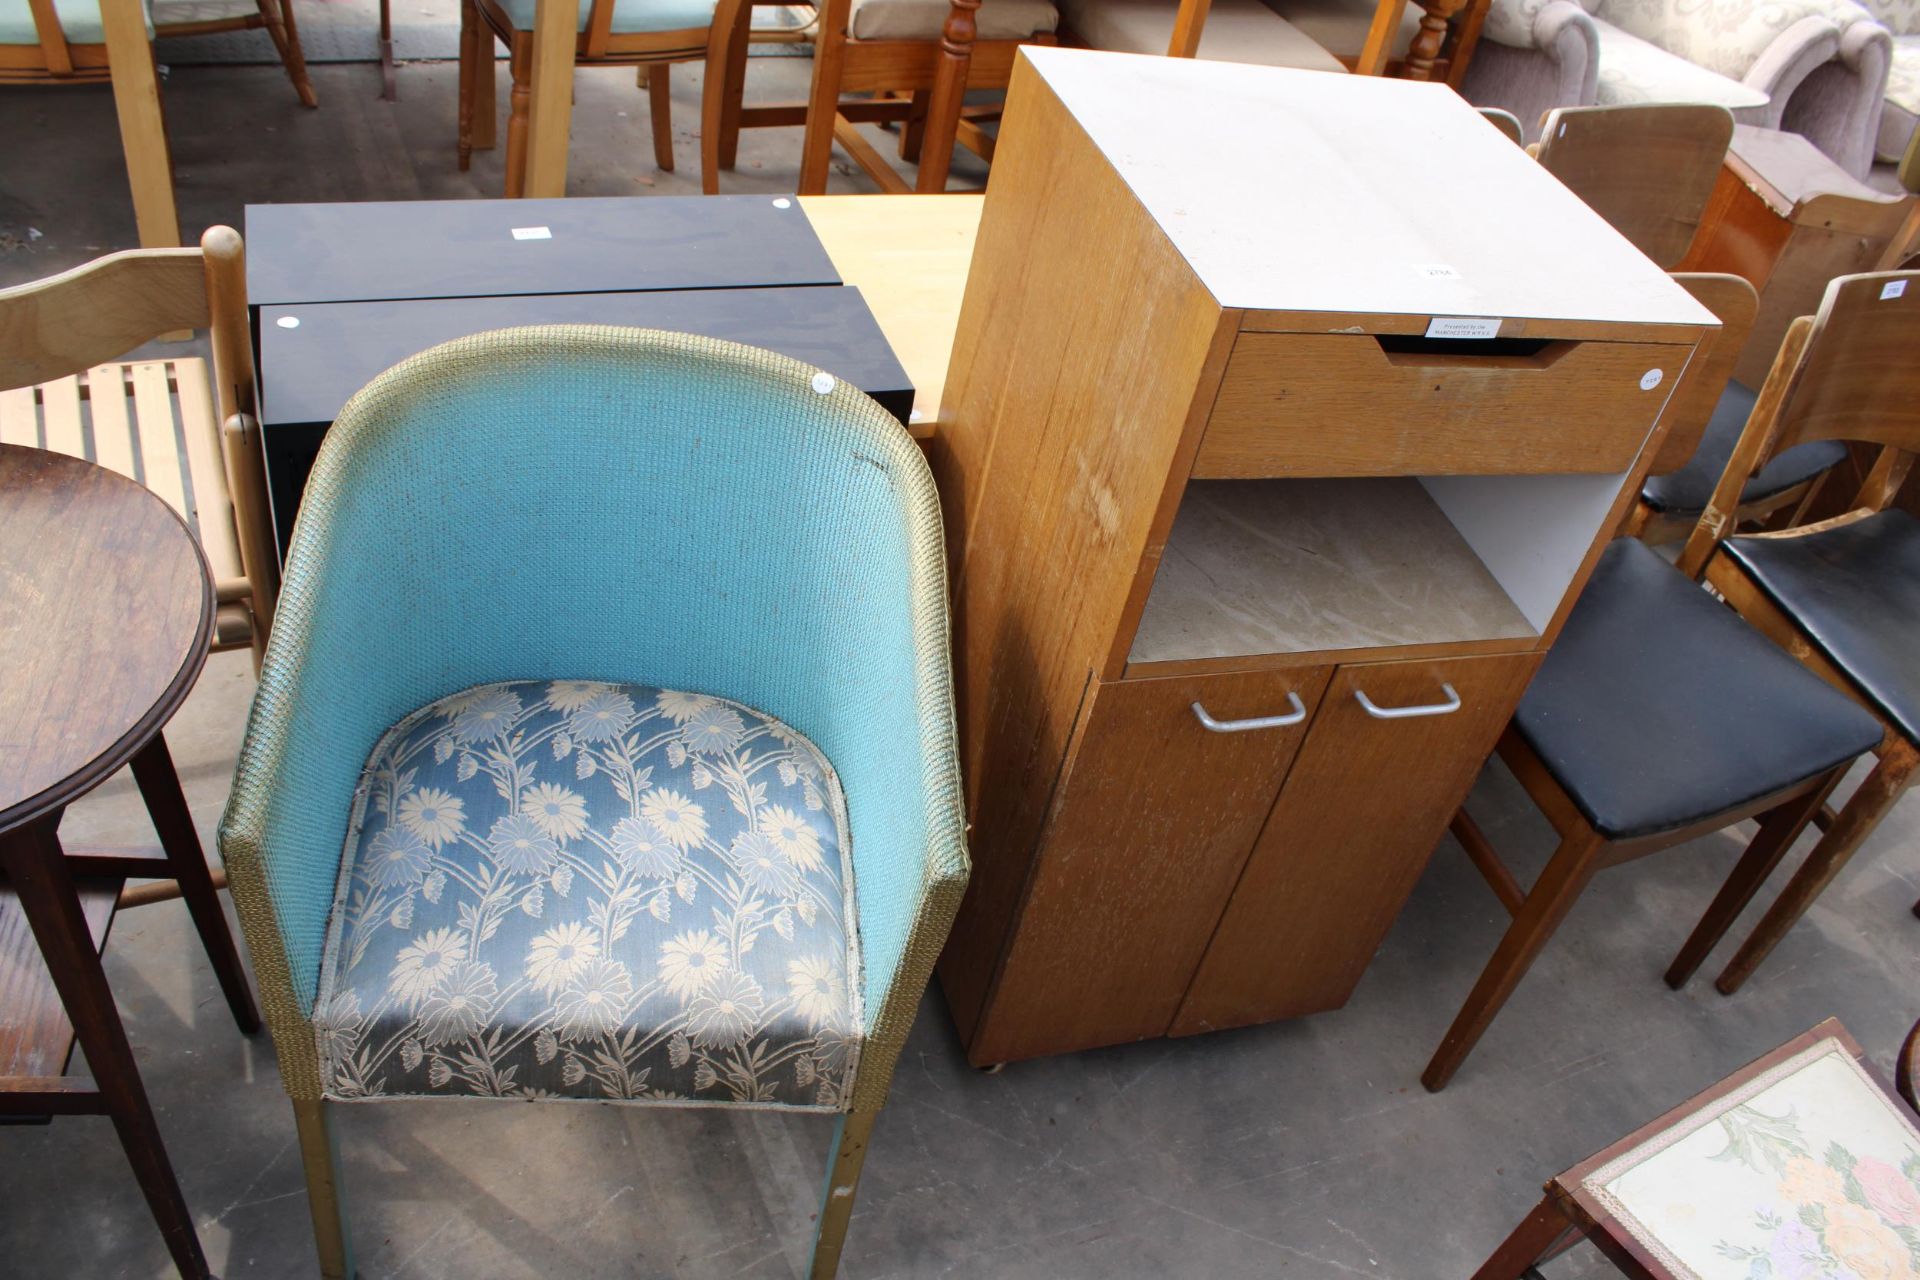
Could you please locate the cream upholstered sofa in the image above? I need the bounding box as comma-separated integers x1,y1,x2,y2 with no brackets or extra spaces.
1854,0,1919,160
1464,0,1893,177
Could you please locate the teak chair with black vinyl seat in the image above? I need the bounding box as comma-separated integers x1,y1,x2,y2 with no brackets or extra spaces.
1478,105,1523,145
458,0,725,195
1423,273,1886,1092
1523,104,1851,545
1663,268,1920,993
705,0,1059,194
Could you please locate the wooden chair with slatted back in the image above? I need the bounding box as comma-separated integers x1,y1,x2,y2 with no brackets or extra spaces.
0,227,278,666
1657,268,1920,992
1423,272,1883,1092
1527,103,1853,546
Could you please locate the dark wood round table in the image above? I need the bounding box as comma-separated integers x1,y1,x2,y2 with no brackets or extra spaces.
0,445,259,1280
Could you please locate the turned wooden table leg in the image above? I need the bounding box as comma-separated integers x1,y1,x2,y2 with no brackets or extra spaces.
1404,0,1467,81
916,0,978,193
0,816,210,1278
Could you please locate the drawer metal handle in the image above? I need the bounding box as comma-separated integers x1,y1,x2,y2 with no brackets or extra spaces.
1191,693,1306,733
1354,682,1461,720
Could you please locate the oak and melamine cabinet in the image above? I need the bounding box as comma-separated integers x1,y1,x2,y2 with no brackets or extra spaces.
930,48,1719,1067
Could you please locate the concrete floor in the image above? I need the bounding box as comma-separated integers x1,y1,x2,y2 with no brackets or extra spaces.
3,55,1919,1280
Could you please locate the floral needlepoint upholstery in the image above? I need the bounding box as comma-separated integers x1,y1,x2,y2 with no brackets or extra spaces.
1583,1036,1920,1278
313,680,862,1110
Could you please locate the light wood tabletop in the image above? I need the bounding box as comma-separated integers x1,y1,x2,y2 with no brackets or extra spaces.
800,193,981,432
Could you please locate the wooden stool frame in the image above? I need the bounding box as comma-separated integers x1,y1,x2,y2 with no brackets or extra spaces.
1472,1020,1913,1280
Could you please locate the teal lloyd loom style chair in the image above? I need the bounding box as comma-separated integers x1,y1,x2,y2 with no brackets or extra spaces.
217,326,967,1278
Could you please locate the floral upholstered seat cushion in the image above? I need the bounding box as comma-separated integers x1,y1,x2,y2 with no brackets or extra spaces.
313,680,862,1110
1583,1036,1920,1278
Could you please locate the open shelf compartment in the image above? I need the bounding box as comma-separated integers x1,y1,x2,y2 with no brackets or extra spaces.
1128,473,1627,665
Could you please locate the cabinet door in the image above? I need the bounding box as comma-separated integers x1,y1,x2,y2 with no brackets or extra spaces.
966,664,1332,1065
1169,652,1538,1036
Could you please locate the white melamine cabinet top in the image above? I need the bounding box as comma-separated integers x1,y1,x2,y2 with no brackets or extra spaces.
1021,46,1717,328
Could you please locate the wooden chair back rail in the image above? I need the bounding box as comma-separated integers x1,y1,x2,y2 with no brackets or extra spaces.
1678,269,1920,576
1533,103,1734,271
0,252,211,391
1645,272,1759,476
23,0,73,73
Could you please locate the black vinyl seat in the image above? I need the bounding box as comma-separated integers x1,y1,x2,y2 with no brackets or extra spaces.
1515,539,1882,839
1724,509,1920,742
1641,381,1849,514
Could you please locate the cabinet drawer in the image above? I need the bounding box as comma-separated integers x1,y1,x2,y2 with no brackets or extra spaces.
1194,332,1683,478
1169,651,1539,1035
965,664,1332,1066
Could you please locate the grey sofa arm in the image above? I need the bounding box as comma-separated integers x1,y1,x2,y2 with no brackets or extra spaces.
1463,0,1601,142
1764,13,1893,177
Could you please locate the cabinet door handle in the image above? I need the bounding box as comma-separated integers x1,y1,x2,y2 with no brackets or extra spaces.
1353,682,1461,720
1191,693,1306,733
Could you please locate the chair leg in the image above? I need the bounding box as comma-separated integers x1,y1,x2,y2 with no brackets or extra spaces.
1665,768,1843,989
292,1098,356,1280
718,0,750,170
1716,741,1917,994
699,0,743,193
378,0,397,100
897,88,930,162
1472,1193,1583,1280
458,0,478,169
808,1110,877,1280
506,38,532,198
256,0,319,107
129,734,262,1035
472,28,498,150
646,64,675,171
797,16,846,194
914,0,975,194
1423,827,1608,1092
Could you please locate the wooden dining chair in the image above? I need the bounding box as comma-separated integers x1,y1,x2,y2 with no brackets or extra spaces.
1474,1019,1920,1280
151,0,317,106
1526,104,1850,546
1659,268,1920,994
1423,273,1886,1092
1478,105,1523,145
2,0,183,248
458,0,726,195
0,229,279,666
1531,103,1733,270
704,0,1059,194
